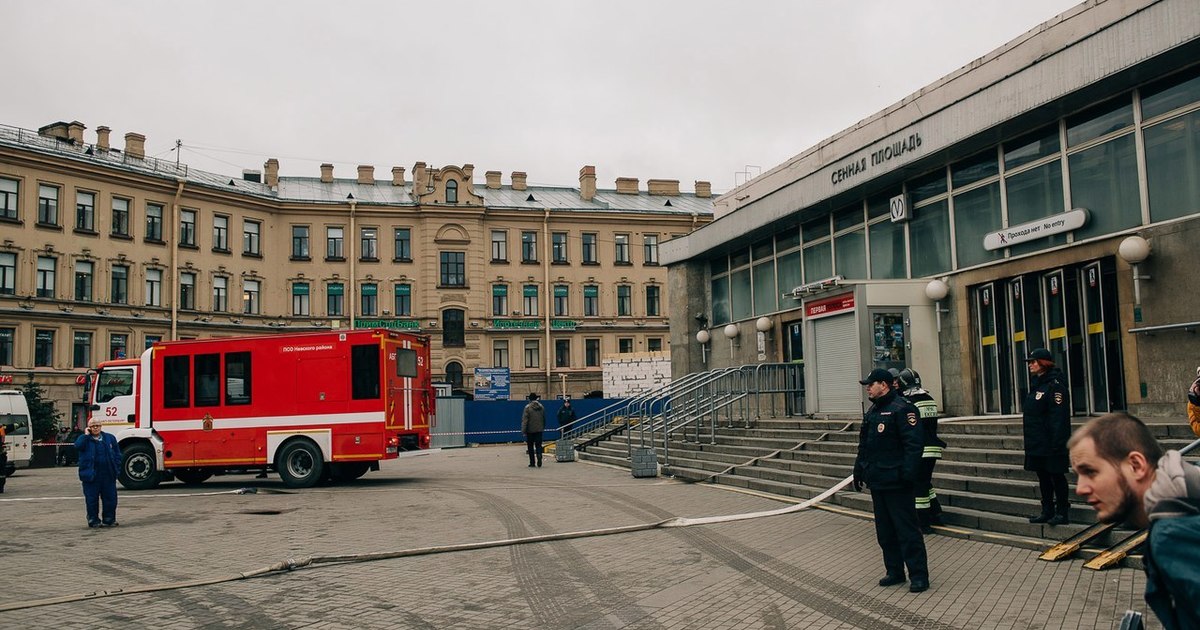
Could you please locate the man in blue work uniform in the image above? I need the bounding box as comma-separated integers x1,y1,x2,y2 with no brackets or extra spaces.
853,368,930,593
75,419,122,528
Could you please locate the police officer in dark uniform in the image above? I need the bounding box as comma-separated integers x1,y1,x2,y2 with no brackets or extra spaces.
1022,348,1071,525
853,367,930,593
897,368,947,533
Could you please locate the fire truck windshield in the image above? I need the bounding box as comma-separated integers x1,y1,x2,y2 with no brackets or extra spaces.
96,369,134,403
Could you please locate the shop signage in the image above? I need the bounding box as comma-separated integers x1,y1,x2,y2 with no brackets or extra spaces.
805,293,855,319
982,208,1088,251
830,132,924,187
492,319,539,330
550,319,577,330
0,375,13,384
473,367,510,401
355,319,420,330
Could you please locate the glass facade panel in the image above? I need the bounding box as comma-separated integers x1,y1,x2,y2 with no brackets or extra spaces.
1141,65,1200,120
776,251,802,297
868,220,906,279
909,200,951,277
801,217,829,242
951,150,999,189
953,182,1003,268
802,241,832,283
1069,134,1141,240
1005,160,1066,255
1004,125,1060,170
752,261,775,315
907,169,948,205
1144,109,1200,223
833,229,866,279
775,227,800,251
832,205,862,232
1066,97,1133,146
710,276,729,326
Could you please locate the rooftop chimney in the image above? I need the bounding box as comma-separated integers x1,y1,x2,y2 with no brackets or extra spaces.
511,171,527,191
615,177,639,195
357,165,374,185
37,122,71,141
68,122,86,145
264,159,280,188
695,181,712,198
579,165,597,201
124,132,146,159
485,171,501,189
391,166,405,186
463,163,474,183
320,163,334,183
647,179,679,196
413,162,428,192
95,126,111,152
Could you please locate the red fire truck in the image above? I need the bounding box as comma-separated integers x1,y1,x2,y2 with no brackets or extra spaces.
85,329,434,490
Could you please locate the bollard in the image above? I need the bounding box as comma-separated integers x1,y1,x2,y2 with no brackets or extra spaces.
630,446,659,478
555,440,575,462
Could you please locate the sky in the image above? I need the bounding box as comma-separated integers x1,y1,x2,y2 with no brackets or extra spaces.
4,0,1083,194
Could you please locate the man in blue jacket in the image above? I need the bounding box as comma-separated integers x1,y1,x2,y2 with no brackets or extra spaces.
75,420,122,528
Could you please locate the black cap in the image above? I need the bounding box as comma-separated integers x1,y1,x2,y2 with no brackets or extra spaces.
1026,348,1052,362
859,368,894,385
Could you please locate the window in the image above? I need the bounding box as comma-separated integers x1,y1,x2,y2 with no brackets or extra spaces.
493,340,509,368
180,209,196,246
351,345,381,400
146,203,163,241
953,182,1003,268
523,285,538,316
292,282,310,316
833,230,866,281
645,285,660,317
647,338,663,352
72,332,92,368
521,231,538,263
618,338,634,353
396,348,418,378
75,191,95,231
445,361,464,389
0,252,14,295
1145,108,1200,223
555,339,570,368
145,268,162,306
1004,125,1060,170
394,283,411,316
443,309,464,347
583,285,599,317
1069,134,1141,241
360,283,378,316
585,339,600,367
440,252,465,286
0,328,13,365
144,335,161,350
1005,161,1066,255
615,234,630,264
242,279,260,314
1141,66,1200,120
492,284,508,317
212,215,228,250
552,232,568,263
327,283,344,316
36,256,55,298
243,220,261,255
225,352,251,405
868,220,906,279
109,334,128,360
1066,97,1133,147
212,276,227,312
112,198,130,236
74,260,93,301
38,184,58,225
194,353,221,407
582,233,598,263
360,227,378,260
644,234,659,264
35,329,55,367
491,230,508,262
179,272,196,310
617,285,631,316
553,285,569,316
111,265,129,304
802,241,832,284
909,200,951,277
711,275,729,326
163,355,190,408
326,226,344,259
394,228,411,261
731,268,752,321
445,179,458,203
0,178,17,220
524,339,540,368
291,226,310,259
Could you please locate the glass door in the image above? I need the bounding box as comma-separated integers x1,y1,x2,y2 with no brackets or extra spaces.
870,310,908,374
1007,278,1030,413
1041,269,1071,389
785,321,805,415
1081,262,1109,413
975,283,1001,414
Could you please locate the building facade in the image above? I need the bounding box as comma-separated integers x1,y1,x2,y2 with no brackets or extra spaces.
0,123,713,426
665,0,1200,419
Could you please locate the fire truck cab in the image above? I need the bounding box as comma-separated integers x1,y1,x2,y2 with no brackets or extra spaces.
86,329,434,490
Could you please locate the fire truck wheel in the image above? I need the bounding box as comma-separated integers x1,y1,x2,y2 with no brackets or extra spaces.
119,443,162,490
174,469,213,485
330,462,370,483
277,440,325,488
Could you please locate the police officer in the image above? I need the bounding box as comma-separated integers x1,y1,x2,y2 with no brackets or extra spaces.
1022,348,1071,525
897,369,946,533
853,368,930,593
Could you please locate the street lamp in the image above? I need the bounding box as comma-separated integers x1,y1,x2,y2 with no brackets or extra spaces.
723,323,739,358
696,329,710,364
1118,236,1150,320
925,279,950,333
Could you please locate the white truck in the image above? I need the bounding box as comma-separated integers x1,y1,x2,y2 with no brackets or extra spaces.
0,390,33,475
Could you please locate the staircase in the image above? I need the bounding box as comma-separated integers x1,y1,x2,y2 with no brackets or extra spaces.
576,412,1197,546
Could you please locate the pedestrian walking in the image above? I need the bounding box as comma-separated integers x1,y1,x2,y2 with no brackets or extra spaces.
1022,348,1071,525
522,393,545,468
898,369,946,533
853,368,930,593
75,420,121,528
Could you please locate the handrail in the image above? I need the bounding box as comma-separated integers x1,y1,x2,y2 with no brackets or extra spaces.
1127,321,1199,334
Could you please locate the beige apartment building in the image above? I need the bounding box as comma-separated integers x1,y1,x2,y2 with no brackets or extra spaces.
0,121,714,426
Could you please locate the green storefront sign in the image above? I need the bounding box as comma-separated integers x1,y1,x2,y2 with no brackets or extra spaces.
551,319,577,330
492,319,540,330
355,319,420,330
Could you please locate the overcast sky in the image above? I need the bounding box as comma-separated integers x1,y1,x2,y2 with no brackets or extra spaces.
5,0,1082,194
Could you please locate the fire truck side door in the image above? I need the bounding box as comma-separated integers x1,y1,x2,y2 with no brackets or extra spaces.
297,357,348,405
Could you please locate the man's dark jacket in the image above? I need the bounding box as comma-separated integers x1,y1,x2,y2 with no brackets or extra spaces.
854,390,922,490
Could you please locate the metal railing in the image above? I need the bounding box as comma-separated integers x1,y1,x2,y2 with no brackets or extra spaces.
0,124,190,178
557,370,712,448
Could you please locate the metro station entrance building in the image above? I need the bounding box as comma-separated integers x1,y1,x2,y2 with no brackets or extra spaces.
665,0,1200,418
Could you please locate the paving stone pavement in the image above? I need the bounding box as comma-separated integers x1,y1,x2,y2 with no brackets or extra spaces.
0,445,1160,629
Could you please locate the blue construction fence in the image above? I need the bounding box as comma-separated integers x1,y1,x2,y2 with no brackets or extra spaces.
462,398,625,444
